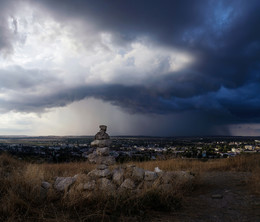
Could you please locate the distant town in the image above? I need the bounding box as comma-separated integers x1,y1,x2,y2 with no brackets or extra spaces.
0,136,259,163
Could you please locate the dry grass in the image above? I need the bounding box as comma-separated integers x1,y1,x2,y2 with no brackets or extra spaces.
0,153,259,221
133,153,260,173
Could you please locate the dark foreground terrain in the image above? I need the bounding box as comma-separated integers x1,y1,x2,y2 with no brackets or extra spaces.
148,172,260,222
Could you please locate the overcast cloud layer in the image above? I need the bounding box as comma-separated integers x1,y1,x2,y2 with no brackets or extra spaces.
0,0,260,136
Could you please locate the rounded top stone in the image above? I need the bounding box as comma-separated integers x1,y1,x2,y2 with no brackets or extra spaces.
99,125,107,132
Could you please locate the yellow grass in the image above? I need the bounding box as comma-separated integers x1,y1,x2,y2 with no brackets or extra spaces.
133,154,260,173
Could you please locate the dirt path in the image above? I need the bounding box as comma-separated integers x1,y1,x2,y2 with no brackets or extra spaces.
148,172,260,222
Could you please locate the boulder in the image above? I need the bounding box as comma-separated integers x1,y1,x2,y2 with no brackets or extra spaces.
112,168,124,185
96,156,116,165
120,178,135,190
144,171,158,181
54,177,76,191
132,167,145,182
88,168,111,178
91,139,112,147
83,180,96,191
87,152,98,163
99,178,116,192
96,147,110,156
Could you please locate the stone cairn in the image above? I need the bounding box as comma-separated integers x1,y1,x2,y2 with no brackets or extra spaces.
40,125,194,195
87,125,116,165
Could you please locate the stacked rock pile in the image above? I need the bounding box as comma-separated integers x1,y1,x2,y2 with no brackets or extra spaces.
86,125,116,165
40,126,194,196
41,164,194,195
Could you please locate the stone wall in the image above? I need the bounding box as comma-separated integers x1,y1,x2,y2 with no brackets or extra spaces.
42,164,194,196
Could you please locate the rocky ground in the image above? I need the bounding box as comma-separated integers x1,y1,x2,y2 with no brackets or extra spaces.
147,172,260,222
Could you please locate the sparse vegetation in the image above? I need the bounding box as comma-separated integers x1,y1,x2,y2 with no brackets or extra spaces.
0,153,259,221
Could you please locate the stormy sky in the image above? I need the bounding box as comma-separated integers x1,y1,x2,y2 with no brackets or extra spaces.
0,0,260,136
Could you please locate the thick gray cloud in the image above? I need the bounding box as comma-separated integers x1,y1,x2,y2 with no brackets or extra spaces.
0,0,260,135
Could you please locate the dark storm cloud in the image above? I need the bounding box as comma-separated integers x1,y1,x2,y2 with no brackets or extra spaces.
1,0,260,133
0,66,58,90
28,0,260,118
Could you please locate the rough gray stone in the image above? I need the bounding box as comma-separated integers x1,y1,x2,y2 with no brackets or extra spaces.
54,177,76,191
41,181,51,189
96,147,110,156
96,156,116,165
91,139,112,148
132,167,145,181
113,168,124,185
87,152,98,163
144,171,158,181
83,180,96,190
88,169,111,178
99,178,116,192
120,178,135,190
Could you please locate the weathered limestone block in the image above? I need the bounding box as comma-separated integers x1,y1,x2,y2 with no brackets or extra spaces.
112,168,124,185
88,154,116,165
120,178,135,190
54,176,76,191
88,168,111,178
144,170,158,181
97,156,116,165
99,178,116,192
87,152,98,163
83,180,96,191
96,147,110,156
132,167,145,182
91,139,112,148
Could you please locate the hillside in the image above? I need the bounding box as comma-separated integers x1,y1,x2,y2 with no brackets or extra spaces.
0,154,259,221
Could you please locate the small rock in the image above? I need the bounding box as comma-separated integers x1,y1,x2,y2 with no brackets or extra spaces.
97,156,116,165
96,147,110,156
87,152,98,163
144,171,158,181
132,167,145,181
88,169,111,178
91,139,112,147
54,177,76,191
41,181,51,189
113,168,124,185
154,167,162,173
83,180,96,190
120,178,135,190
99,178,116,192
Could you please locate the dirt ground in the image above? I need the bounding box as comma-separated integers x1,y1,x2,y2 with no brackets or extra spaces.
148,172,260,222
